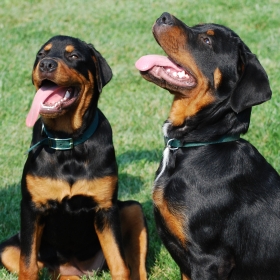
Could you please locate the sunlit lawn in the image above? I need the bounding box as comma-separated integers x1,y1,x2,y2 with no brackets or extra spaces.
0,0,279,279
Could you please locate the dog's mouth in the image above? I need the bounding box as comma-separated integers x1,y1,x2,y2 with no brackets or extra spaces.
40,81,79,112
135,55,197,89
26,80,80,127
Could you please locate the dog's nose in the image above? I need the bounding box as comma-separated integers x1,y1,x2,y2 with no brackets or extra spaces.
39,58,58,72
156,12,174,25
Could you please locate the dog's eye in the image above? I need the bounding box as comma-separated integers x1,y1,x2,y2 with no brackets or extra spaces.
38,51,46,58
69,54,79,59
202,37,211,46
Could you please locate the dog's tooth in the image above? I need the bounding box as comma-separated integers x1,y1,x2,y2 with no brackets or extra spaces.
173,72,178,77
178,71,185,78
167,69,171,73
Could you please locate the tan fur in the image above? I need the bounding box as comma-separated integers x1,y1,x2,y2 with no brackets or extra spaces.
153,188,187,245
44,43,52,51
65,45,75,53
26,175,117,209
120,204,148,280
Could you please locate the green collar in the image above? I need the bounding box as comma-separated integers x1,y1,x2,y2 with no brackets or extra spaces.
164,134,240,150
27,110,99,153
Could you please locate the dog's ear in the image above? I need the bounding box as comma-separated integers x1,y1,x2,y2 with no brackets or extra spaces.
88,44,113,93
230,44,271,114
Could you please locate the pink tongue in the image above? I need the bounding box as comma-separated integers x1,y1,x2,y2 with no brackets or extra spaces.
26,84,66,127
135,55,184,72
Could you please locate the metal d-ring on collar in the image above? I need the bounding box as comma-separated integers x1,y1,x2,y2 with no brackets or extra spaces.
165,134,240,151
26,110,99,153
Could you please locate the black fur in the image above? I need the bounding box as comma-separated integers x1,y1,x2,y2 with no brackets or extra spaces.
0,35,148,280
138,13,280,280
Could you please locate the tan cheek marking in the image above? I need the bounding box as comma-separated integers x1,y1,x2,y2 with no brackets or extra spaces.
169,74,214,127
38,63,94,133
160,36,215,126
44,43,52,51
206,30,215,36
26,175,117,209
32,65,41,91
153,188,187,245
65,45,75,53
168,52,215,126
214,67,222,89
169,89,214,127
155,26,216,126
72,70,95,130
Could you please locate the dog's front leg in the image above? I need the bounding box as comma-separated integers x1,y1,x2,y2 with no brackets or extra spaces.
19,201,44,280
95,205,130,280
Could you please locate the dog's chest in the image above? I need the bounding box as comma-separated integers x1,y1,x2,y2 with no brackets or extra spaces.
153,179,189,246
25,151,117,210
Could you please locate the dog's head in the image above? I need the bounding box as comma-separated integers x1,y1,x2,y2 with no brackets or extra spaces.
27,35,112,133
136,13,271,131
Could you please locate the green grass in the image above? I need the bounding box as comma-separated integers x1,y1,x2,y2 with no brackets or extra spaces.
0,0,279,279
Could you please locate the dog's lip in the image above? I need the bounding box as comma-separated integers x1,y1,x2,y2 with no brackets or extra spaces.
135,55,197,88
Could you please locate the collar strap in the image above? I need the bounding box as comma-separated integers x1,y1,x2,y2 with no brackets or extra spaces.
27,110,99,153
164,134,240,150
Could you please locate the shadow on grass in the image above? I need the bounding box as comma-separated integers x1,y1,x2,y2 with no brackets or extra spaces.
0,183,21,243
117,148,164,273
118,172,145,197
117,148,163,166
117,177,162,274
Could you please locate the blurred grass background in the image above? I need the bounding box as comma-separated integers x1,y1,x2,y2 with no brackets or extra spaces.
0,0,279,279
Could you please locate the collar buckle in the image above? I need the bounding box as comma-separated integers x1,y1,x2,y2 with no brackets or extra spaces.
167,138,179,151
48,137,74,150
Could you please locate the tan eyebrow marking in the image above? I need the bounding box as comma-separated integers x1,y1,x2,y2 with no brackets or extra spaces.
206,30,215,36
65,45,75,52
44,43,52,51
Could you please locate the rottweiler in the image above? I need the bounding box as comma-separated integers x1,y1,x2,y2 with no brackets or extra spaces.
0,35,148,280
135,12,280,280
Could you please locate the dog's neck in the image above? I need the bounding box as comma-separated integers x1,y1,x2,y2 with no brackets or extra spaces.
41,106,98,138
163,106,251,143
27,109,99,153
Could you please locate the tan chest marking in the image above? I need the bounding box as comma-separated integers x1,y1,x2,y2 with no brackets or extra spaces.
26,175,117,209
153,188,188,245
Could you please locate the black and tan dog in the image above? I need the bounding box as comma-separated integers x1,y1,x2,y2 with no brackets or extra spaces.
0,35,148,280
136,13,280,280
